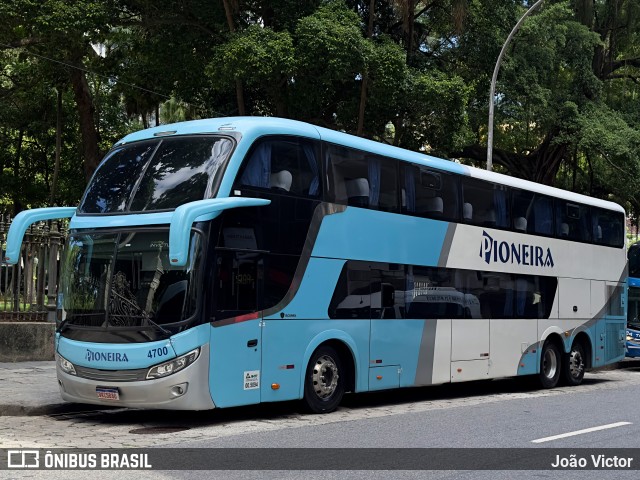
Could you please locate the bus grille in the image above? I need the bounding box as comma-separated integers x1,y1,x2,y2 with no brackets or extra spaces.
74,366,148,382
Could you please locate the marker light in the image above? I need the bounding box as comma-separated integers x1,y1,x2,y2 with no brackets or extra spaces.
146,348,200,380
57,354,77,376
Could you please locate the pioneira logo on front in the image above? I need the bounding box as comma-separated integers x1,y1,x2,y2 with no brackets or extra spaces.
479,230,554,268
86,349,129,362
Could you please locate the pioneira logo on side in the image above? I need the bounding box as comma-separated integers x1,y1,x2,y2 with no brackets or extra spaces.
479,230,554,268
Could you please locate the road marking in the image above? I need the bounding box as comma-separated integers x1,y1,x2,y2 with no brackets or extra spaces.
531,421,632,443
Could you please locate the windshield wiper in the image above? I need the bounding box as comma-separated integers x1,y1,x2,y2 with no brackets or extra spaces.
57,318,70,333
143,316,172,336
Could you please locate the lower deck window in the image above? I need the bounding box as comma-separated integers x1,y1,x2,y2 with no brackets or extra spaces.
329,261,558,320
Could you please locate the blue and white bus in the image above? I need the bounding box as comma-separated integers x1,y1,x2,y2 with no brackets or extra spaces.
4,117,627,412
626,242,640,358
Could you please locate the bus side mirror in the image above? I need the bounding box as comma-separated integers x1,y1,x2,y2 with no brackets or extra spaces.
381,283,394,309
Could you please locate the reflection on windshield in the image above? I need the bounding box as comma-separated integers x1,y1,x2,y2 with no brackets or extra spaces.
61,231,202,333
79,136,233,213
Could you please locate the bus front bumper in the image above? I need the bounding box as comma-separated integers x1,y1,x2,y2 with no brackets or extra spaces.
57,344,215,410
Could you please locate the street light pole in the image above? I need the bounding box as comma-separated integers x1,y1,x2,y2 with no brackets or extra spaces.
487,0,544,171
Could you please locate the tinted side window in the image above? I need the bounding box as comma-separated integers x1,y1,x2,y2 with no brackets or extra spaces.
501,275,557,319
213,251,260,322
555,200,591,242
218,195,318,256
406,266,465,319
592,207,624,248
461,179,510,228
328,262,371,319
402,165,459,221
237,137,322,198
511,190,554,235
329,262,558,320
326,144,398,212
457,271,556,319
371,264,405,319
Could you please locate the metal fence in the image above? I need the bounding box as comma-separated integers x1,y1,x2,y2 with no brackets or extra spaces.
0,214,67,322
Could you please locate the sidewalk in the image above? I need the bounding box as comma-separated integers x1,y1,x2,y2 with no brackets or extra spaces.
0,361,68,416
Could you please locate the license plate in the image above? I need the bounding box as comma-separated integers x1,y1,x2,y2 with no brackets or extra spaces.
96,387,120,401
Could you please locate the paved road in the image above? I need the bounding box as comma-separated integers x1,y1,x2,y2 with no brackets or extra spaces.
3,364,640,479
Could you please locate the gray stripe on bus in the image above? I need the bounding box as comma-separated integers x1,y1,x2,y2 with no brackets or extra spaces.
414,319,438,386
437,223,457,268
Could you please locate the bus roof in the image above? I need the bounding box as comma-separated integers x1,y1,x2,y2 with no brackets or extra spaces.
116,116,625,214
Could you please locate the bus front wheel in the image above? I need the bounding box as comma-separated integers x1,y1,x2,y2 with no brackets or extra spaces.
303,345,345,414
539,341,561,388
562,341,585,386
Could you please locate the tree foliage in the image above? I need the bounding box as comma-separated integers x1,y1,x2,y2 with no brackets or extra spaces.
0,0,639,219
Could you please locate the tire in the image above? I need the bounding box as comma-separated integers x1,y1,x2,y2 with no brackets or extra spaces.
562,341,585,386
303,345,345,414
538,341,562,389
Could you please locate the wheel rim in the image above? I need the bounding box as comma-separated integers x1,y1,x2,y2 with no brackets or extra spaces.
312,354,339,399
568,348,584,379
543,347,558,379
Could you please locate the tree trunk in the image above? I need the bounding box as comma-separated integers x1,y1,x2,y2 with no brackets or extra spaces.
357,0,376,136
69,61,101,182
407,0,415,64
454,135,567,186
13,128,24,215
221,0,246,115
50,88,63,205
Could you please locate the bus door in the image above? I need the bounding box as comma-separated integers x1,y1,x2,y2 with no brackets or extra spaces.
209,250,264,408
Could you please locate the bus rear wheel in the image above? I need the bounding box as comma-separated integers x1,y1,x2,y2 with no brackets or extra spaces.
562,341,585,386
303,345,345,414
539,341,561,388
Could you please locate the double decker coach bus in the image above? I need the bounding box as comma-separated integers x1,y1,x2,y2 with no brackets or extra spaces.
4,117,627,413
626,242,640,357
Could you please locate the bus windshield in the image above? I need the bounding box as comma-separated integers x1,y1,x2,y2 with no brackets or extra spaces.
60,230,203,338
79,135,233,214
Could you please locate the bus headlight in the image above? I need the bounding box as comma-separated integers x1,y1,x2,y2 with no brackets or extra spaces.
57,354,76,376
146,348,200,380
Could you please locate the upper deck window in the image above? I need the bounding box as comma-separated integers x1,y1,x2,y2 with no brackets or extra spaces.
555,200,591,242
401,164,459,221
237,137,321,197
591,207,624,248
511,189,554,235
461,178,510,228
326,144,398,212
79,136,233,214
